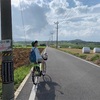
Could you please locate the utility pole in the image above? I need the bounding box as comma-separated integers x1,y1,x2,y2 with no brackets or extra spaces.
51,33,54,45
54,21,59,48
1,0,14,100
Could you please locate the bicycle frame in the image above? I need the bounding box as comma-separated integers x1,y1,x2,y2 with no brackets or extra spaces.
32,53,48,84
32,63,44,85
33,63,43,74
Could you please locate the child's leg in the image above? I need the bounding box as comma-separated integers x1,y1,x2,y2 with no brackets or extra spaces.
38,58,46,73
42,61,46,73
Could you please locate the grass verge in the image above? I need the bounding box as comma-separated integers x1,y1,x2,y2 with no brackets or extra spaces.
14,64,33,91
63,50,87,59
59,48,100,65
90,54,100,61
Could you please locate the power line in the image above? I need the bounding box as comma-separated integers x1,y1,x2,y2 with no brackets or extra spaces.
19,0,27,47
59,0,89,23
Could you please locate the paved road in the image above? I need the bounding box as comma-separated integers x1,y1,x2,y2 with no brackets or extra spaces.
36,47,100,100
17,47,100,100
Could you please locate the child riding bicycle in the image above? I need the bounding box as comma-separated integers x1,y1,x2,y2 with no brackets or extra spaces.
31,40,47,74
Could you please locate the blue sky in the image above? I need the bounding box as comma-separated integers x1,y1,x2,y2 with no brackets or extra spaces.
1,0,100,42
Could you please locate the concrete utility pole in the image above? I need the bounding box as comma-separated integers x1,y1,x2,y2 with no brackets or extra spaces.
54,21,59,48
51,33,54,45
1,0,14,100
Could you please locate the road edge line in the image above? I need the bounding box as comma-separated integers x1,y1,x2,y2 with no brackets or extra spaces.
28,77,38,100
14,67,33,100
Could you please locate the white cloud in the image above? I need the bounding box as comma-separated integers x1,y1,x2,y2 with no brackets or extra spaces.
11,0,20,7
90,4,100,13
12,3,49,41
10,0,100,41
11,0,34,7
73,0,83,6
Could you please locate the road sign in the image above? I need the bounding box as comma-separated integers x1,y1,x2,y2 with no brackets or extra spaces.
0,39,11,52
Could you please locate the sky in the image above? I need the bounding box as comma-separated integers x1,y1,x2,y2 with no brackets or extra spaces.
1,0,100,42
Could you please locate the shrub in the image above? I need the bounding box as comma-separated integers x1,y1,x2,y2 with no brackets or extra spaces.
90,54,100,61
78,54,87,59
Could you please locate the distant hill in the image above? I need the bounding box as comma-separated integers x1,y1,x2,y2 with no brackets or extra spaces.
68,39,86,43
13,40,100,45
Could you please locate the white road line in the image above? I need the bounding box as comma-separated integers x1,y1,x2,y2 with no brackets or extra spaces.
58,49,100,68
29,77,38,100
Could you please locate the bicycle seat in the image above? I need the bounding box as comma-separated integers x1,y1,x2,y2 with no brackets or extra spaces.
34,62,41,64
38,62,41,64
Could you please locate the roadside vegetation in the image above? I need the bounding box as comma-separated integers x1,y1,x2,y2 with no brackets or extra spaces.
59,48,100,66
58,39,100,49
14,64,33,91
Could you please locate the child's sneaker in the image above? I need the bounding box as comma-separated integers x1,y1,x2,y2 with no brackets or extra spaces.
42,71,46,76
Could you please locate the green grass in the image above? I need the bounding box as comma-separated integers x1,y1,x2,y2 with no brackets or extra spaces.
69,52,87,59
14,64,33,91
59,49,87,59
78,54,87,59
90,54,100,61
13,46,46,49
38,46,46,48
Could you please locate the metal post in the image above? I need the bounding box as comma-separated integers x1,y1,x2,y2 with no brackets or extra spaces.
51,33,53,45
1,0,14,100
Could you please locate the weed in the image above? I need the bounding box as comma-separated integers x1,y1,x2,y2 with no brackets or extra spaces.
90,55,100,61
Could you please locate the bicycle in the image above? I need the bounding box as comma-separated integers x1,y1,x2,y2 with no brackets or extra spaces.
32,53,48,85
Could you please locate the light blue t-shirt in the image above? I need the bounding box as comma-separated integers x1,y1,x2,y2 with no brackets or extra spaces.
32,47,42,62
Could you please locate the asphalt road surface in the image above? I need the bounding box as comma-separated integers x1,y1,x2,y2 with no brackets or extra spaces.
16,47,100,100
35,47,100,100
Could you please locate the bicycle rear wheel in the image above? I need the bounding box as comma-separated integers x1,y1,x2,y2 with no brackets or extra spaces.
32,66,41,85
32,70,36,84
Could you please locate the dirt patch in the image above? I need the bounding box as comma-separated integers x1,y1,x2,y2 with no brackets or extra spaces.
0,48,44,69
13,48,31,69
13,48,44,68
